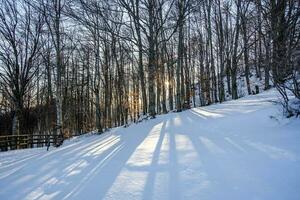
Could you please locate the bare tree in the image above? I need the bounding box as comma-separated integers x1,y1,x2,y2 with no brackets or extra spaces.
0,0,44,136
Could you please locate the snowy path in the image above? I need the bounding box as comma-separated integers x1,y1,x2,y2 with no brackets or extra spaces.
1,89,300,200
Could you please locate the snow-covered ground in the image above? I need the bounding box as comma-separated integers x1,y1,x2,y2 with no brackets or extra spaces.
0,89,300,200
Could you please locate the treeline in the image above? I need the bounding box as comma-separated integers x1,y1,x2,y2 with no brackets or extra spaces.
0,0,299,137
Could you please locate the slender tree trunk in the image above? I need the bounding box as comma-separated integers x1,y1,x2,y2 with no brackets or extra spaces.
241,15,251,95
176,0,185,112
55,0,63,137
94,31,102,133
147,0,156,117
231,0,241,100
135,0,147,115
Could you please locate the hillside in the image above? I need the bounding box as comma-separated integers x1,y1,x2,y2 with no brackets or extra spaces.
0,89,300,200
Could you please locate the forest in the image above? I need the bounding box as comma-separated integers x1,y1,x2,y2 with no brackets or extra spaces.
1,1,300,199
0,0,299,138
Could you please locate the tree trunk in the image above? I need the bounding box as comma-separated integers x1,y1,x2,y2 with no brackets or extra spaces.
231,0,241,100
241,15,251,95
147,0,156,117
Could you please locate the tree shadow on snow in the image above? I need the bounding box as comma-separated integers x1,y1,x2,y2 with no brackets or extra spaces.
0,122,157,200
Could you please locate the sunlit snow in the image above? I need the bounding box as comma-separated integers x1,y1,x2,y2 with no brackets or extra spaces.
0,89,299,200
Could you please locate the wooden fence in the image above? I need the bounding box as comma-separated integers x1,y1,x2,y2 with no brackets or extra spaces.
0,134,64,151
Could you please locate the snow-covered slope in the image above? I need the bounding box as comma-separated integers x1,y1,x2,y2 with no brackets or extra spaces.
0,89,300,200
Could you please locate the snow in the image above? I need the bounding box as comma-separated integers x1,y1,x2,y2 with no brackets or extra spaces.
1,89,300,200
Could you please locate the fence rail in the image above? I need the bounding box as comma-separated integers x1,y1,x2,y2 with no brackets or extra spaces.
0,134,63,151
